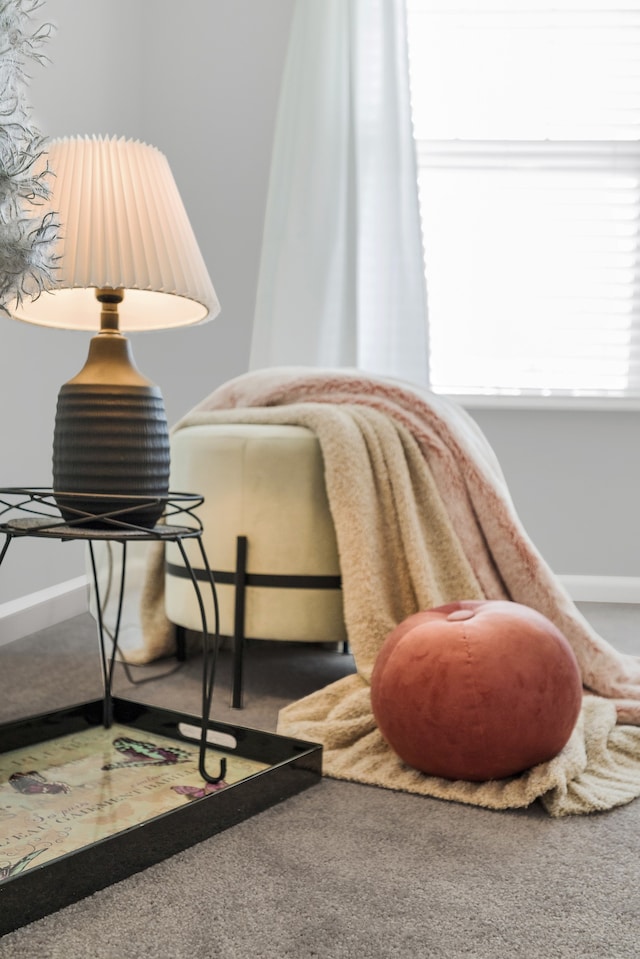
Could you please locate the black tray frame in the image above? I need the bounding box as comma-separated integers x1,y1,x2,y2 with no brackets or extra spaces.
0,698,322,936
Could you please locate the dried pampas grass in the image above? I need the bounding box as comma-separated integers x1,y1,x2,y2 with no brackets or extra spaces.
0,0,58,315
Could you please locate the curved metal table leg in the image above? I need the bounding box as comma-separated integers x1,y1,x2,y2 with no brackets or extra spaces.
87,539,127,729
0,532,12,570
0,520,226,785
175,536,226,784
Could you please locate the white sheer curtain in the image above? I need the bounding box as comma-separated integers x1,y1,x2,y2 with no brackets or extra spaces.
250,0,428,384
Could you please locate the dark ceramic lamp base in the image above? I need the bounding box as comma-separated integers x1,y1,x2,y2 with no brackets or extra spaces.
52,322,170,529
53,384,170,528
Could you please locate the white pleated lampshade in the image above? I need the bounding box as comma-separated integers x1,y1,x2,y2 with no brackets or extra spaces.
11,135,220,331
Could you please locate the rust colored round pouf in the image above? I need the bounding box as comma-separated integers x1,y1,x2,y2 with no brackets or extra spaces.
370,600,583,782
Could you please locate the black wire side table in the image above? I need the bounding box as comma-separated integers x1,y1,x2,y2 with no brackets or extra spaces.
0,488,226,784
0,488,322,935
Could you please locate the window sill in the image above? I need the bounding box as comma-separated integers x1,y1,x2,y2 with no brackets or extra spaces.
440,393,640,413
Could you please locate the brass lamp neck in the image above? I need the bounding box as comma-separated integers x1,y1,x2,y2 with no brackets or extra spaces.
96,287,124,334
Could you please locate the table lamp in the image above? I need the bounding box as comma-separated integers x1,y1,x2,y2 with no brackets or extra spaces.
10,135,220,527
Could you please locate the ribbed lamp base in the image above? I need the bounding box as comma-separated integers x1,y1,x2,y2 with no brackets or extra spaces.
53,384,170,527
52,332,170,528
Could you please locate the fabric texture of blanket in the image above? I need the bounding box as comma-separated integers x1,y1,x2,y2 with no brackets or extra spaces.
140,367,640,816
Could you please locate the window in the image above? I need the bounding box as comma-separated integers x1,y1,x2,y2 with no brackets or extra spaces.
406,0,640,398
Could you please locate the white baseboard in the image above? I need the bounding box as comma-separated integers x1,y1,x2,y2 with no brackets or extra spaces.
0,576,89,648
558,575,640,605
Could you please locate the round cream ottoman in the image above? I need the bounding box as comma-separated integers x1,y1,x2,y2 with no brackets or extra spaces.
165,423,346,703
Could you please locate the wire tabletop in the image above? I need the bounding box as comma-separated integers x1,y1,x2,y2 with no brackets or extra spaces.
0,488,205,539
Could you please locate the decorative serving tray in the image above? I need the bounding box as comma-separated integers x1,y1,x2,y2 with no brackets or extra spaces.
0,698,321,936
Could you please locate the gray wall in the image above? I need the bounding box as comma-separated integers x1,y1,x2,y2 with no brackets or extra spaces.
471,406,640,580
1,0,637,606
0,0,294,602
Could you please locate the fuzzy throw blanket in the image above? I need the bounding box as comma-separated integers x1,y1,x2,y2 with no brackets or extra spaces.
141,367,640,816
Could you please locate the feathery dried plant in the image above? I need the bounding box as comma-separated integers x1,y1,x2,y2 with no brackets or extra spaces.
0,0,57,316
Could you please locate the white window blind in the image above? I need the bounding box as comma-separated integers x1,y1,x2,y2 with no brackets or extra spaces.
406,0,640,398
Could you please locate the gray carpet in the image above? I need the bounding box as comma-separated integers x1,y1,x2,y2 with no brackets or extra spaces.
1,605,640,958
